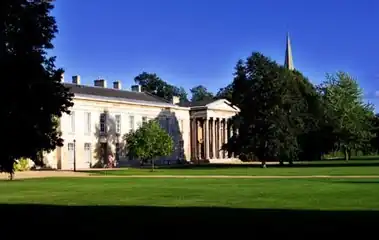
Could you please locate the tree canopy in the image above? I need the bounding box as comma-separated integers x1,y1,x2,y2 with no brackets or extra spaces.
190,85,214,102
318,71,375,160
223,52,377,165
134,72,188,102
125,120,173,170
1,0,74,176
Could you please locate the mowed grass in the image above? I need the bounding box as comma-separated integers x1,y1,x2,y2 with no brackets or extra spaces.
1,177,379,232
1,177,379,209
86,159,379,176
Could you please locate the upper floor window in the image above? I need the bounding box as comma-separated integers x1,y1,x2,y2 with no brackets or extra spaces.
166,117,171,134
142,116,147,125
84,112,91,135
115,114,121,134
129,115,134,132
70,111,75,133
100,113,106,134
180,119,184,134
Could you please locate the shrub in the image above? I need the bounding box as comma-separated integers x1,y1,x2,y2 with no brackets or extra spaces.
13,158,30,171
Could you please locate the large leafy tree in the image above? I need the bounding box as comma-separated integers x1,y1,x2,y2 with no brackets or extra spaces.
289,70,335,161
190,85,214,102
226,53,303,166
0,0,74,177
125,120,173,171
319,71,375,160
134,72,188,102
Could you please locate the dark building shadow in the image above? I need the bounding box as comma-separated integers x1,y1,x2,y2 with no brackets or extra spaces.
1,204,377,234
120,108,186,167
92,110,124,168
155,109,189,165
154,109,186,165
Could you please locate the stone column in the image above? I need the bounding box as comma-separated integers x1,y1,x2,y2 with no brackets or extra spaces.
218,118,222,159
197,119,201,160
211,118,216,159
191,118,196,161
224,118,228,158
214,118,218,159
204,118,209,160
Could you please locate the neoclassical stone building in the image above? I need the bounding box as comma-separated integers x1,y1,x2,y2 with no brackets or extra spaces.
43,77,239,170
179,100,239,164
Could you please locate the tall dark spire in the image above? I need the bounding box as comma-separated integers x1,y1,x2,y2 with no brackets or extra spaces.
284,33,294,70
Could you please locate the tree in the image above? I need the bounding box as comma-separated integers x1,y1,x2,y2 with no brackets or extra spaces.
226,53,302,166
190,85,214,102
215,84,233,102
134,72,188,102
125,120,173,171
0,0,74,178
318,71,375,160
369,113,379,154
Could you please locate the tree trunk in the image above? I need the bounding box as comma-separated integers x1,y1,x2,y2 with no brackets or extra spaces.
151,159,155,172
261,161,267,168
9,172,14,181
344,148,349,161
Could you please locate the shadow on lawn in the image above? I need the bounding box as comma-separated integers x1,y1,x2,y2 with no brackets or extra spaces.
146,160,379,170
2,204,377,234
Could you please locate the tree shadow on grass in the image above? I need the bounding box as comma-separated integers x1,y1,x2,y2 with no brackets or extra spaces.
148,160,379,170
1,204,378,234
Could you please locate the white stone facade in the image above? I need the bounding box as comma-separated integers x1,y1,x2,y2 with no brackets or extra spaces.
43,78,239,170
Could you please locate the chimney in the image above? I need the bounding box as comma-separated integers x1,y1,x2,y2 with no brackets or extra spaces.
113,81,121,90
131,85,142,92
172,96,180,105
72,75,81,84
94,79,107,88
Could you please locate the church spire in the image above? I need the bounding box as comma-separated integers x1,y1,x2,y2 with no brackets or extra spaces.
284,33,294,70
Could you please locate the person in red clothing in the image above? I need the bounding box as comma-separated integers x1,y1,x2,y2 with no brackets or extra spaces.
108,153,115,168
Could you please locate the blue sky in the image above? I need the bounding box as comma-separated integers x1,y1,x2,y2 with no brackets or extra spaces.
51,0,379,111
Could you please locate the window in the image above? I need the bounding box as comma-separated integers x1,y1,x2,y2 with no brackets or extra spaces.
84,112,91,135
68,143,74,151
129,115,134,132
180,119,184,134
166,117,171,134
142,116,147,124
70,111,75,133
84,143,91,150
115,114,121,134
100,113,106,134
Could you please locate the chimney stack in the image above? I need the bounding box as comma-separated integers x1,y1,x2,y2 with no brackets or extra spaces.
113,81,121,90
131,85,142,92
94,79,107,88
72,75,81,84
171,96,180,105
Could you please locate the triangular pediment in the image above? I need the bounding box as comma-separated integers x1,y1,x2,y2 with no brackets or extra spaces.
206,99,240,112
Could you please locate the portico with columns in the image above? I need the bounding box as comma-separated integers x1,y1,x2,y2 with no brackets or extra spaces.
184,99,240,163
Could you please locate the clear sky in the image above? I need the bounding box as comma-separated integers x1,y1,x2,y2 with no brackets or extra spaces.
51,0,379,111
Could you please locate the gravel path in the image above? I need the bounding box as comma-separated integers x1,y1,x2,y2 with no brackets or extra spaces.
1,171,379,180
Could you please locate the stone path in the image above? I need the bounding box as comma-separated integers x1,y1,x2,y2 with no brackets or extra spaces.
1,171,379,180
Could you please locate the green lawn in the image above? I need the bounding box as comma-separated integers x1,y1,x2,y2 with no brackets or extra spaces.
86,159,379,176
2,177,378,232
1,177,378,209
